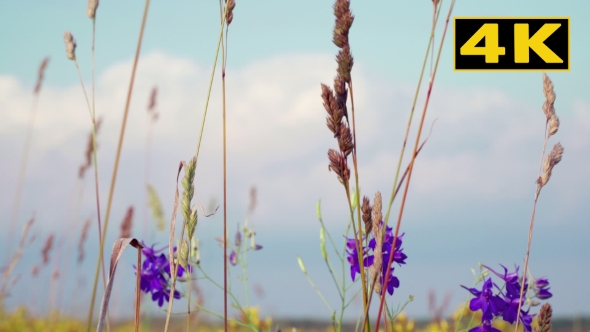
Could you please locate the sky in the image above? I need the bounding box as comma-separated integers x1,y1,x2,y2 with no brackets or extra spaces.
1,0,589,325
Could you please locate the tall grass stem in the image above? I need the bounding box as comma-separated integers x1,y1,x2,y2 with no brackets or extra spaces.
86,1,151,330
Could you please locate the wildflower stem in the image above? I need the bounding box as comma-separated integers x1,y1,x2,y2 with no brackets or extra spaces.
514,133,547,332
375,2,456,330
86,0,151,330
301,266,334,314
347,80,370,331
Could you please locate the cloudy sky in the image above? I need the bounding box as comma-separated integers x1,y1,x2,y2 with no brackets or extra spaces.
1,0,589,324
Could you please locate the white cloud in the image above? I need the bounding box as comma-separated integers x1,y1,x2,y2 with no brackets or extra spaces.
0,51,588,235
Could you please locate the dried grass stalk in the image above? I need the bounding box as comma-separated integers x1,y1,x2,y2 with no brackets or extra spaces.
78,216,92,263
95,238,143,332
0,215,34,297
119,206,134,238
34,57,50,95
369,192,383,294
79,117,103,179
42,234,55,265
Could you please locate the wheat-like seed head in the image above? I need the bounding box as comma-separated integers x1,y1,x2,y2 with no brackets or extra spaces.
119,206,134,238
34,57,50,95
332,0,354,49
361,196,372,234
225,0,236,25
64,31,77,60
87,0,99,19
540,142,564,187
336,45,354,84
327,149,350,185
369,191,384,294
533,303,552,332
548,114,559,137
542,73,556,120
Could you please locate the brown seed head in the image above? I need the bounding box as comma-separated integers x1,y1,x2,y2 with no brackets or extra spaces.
78,117,103,179
327,149,350,185
548,114,559,136
540,142,564,187
542,73,556,120
332,0,354,49
31,265,40,277
321,84,343,137
536,303,552,332
225,0,236,25
336,45,354,83
361,196,372,234
41,234,54,265
338,122,354,157
119,206,134,238
64,31,77,61
333,75,348,120
34,57,50,95
87,0,99,19
78,216,92,263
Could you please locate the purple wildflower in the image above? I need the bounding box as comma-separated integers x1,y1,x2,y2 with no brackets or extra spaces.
462,264,552,332
461,278,506,321
345,224,407,296
469,320,502,332
229,250,238,265
134,241,187,307
533,277,552,300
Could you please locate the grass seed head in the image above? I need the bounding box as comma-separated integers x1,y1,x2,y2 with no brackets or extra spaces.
41,234,54,265
336,45,354,84
540,142,564,187
361,196,372,234
332,0,354,49
327,149,350,185
64,31,77,60
225,0,236,25
369,192,384,294
333,75,348,120
542,73,556,120
534,303,553,332
119,206,134,238
78,216,92,263
34,57,50,95
87,0,99,19
548,114,560,136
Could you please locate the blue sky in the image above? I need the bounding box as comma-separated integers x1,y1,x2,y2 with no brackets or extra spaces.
1,0,589,324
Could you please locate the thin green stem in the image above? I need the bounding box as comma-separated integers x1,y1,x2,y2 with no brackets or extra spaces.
375,2,456,330
86,1,151,330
